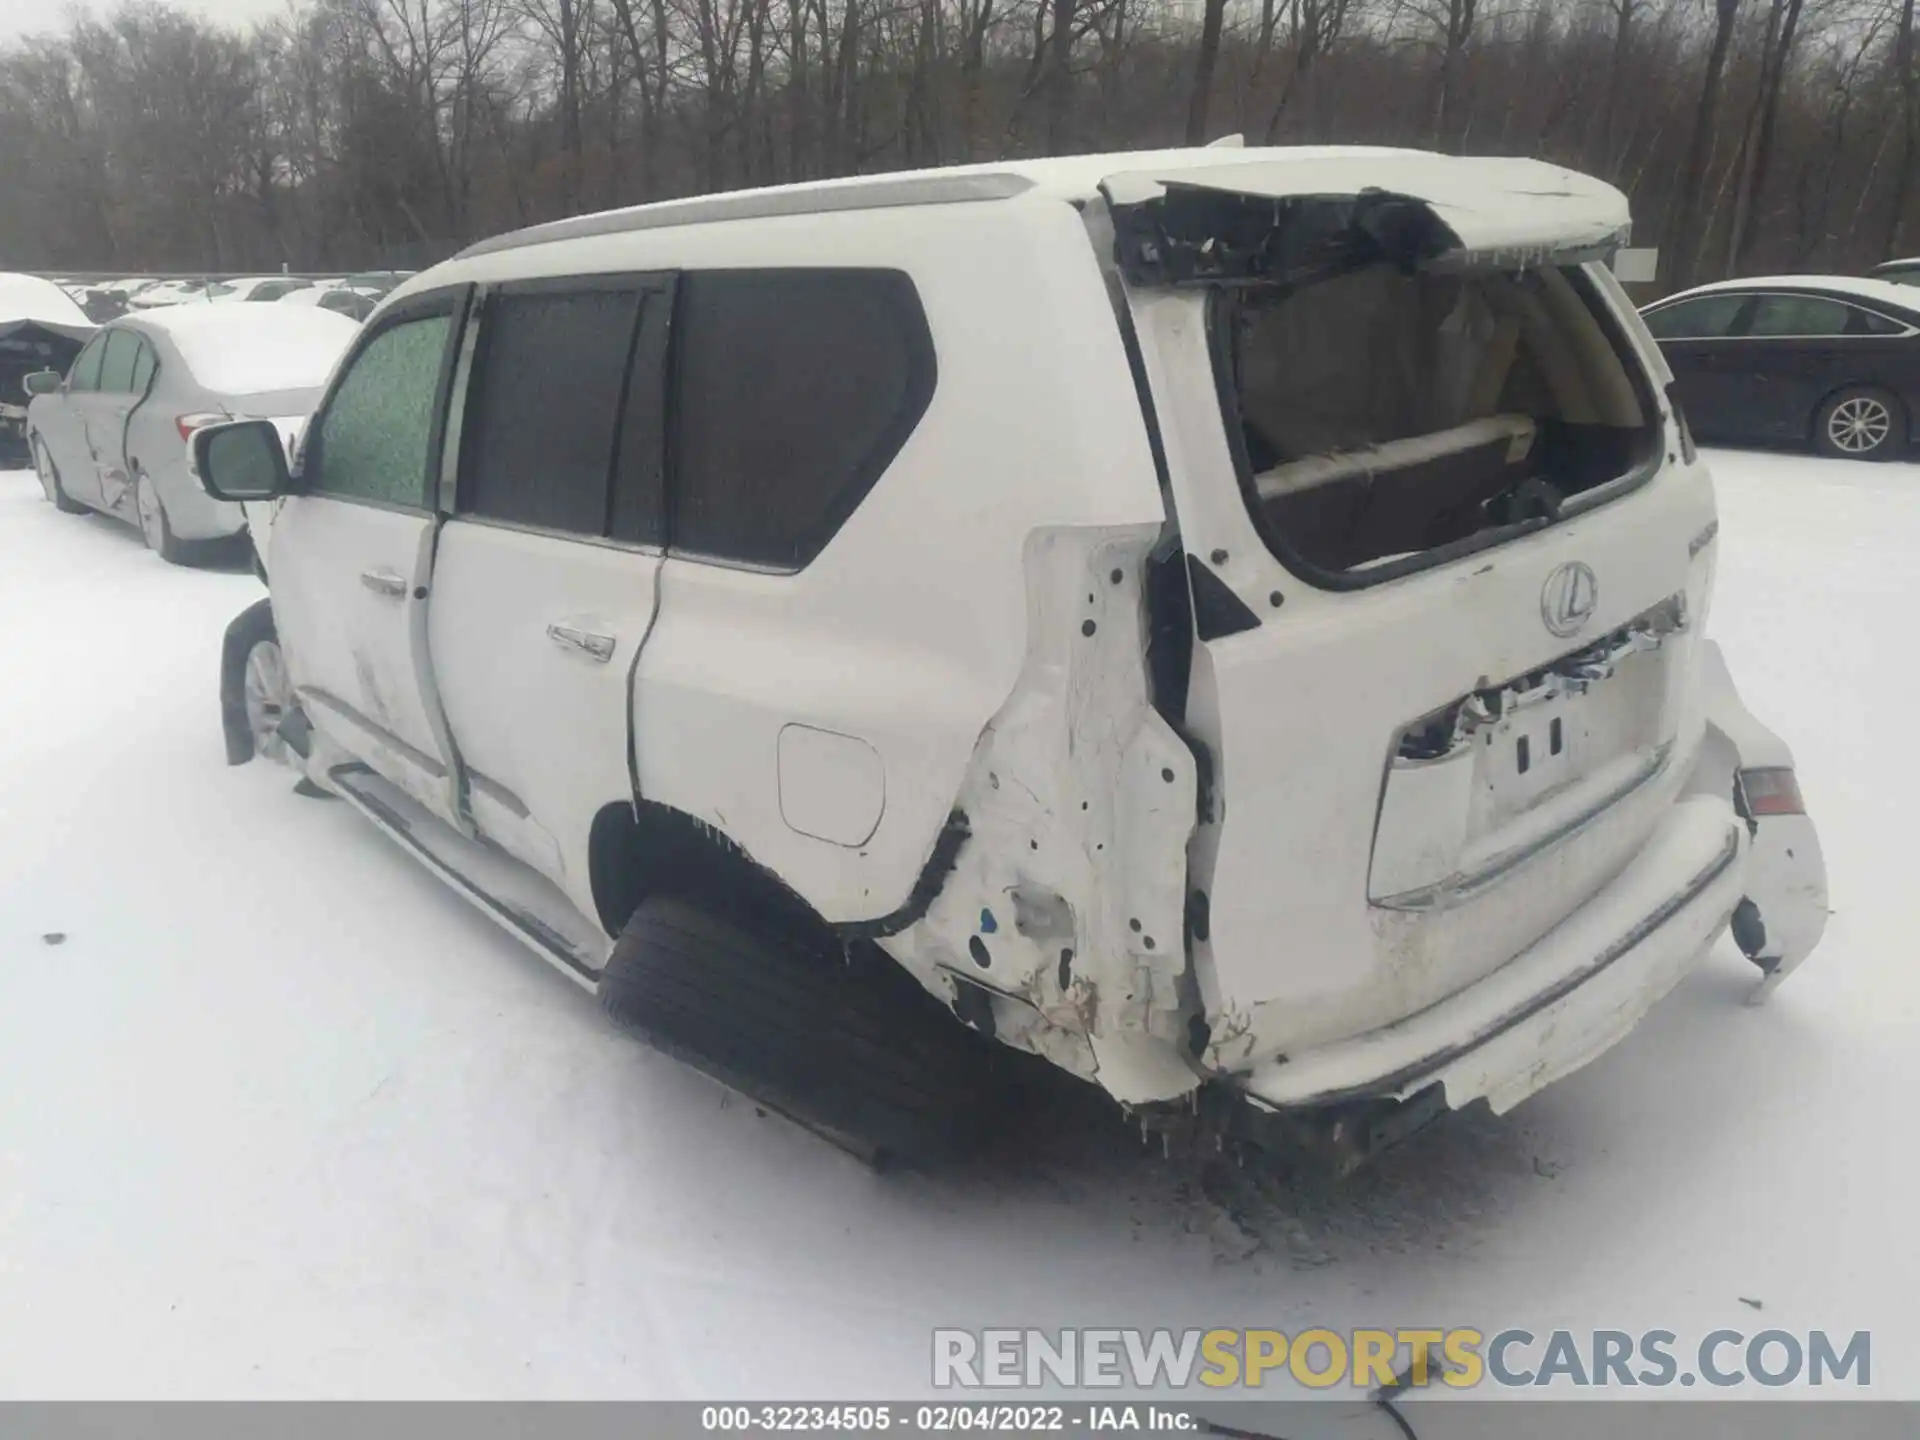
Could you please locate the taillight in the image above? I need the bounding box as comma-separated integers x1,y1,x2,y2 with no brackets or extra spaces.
1738,767,1805,818
176,411,225,444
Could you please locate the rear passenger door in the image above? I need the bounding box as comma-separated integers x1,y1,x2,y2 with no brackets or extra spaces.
1739,293,1898,438
269,289,469,819
426,275,671,921
86,329,145,513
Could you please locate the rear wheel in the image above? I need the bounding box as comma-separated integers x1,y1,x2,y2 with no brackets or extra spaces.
33,437,86,514
1814,386,1903,461
135,469,188,563
599,895,1006,1169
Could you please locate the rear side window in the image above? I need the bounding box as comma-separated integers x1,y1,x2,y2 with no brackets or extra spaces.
129,339,156,392
1747,295,1851,337
1642,295,1749,339
460,285,645,536
1852,307,1905,336
670,269,935,570
98,330,140,392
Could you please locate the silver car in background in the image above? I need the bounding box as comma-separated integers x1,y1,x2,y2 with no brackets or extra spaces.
25,305,360,565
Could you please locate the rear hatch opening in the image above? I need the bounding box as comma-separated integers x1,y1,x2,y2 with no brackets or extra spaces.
1101,157,1732,1061
1217,256,1661,583
1103,173,1663,585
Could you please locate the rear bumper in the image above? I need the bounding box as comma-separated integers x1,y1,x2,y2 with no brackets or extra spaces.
1235,794,1747,1115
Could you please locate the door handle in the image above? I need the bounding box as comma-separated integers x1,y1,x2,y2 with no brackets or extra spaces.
360,568,408,598
547,622,616,663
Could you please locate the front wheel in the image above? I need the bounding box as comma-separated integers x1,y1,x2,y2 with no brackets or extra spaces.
1814,386,1903,461
243,634,292,763
219,599,294,765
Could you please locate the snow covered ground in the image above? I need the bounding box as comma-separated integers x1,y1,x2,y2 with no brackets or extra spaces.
1,448,1915,1400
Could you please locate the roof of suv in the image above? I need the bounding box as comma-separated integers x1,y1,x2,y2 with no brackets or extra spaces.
450,144,1455,262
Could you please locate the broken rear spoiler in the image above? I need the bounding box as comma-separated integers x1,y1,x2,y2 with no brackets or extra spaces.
1100,153,1631,286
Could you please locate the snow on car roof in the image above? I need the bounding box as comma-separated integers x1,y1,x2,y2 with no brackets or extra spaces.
1653,273,1920,315
0,272,93,329
127,305,360,395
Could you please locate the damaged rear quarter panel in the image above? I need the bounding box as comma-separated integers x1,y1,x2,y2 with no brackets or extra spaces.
880,525,1203,1103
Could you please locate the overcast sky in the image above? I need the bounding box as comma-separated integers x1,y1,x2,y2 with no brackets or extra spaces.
0,0,289,45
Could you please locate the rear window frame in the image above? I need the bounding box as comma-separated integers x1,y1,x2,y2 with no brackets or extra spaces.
451,270,670,547
1203,263,1668,593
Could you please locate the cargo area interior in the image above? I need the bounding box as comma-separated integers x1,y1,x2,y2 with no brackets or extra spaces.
1221,262,1660,575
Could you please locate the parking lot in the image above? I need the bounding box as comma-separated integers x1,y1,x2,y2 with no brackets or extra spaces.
1,447,1916,1399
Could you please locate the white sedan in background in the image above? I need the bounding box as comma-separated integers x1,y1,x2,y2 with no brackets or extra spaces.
208,277,317,304
25,304,358,564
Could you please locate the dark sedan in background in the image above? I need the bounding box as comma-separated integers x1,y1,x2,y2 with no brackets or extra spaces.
1641,277,1920,461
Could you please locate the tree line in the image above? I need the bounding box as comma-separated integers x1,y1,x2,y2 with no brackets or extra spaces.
0,0,1915,293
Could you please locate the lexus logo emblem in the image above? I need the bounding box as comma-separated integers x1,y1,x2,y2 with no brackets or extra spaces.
1541,562,1598,638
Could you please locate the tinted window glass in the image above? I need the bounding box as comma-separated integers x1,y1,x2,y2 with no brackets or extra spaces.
310,313,452,506
68,334,107,391
98,330,140,392
671,269,935,569
1748,295,1852,337
1643,295,1749,340
461,286,643,535
129,339,156,392
1852,307,1904,336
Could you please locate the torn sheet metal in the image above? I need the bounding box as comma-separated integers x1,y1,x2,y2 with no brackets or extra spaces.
880,525,1204,1104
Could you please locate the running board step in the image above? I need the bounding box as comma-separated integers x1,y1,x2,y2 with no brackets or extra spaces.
328,763,612,989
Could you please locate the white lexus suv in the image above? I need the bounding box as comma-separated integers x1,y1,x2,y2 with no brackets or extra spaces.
193,145,1829,1171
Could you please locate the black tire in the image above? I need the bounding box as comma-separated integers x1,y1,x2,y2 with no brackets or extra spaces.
33,437,86,514
219,598,278,764
1813,385,1904,461
599,896,1007,1169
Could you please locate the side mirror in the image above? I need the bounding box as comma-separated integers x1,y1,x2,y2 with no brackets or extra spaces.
192,419,290,502
23,370,61,397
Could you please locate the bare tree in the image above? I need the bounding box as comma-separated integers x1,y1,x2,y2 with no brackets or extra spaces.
1664,0,1743,289
1407,0,1478,150
1185,0,1228,141
1260,0,1357,141
1886,0,1918,254
2,0,1916,283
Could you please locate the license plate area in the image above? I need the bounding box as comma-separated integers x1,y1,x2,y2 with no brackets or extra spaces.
1370,596,1688,904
